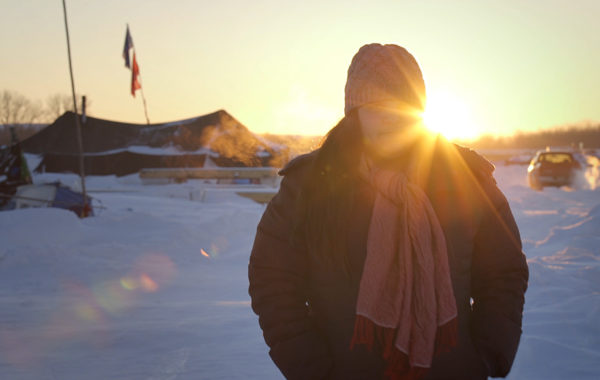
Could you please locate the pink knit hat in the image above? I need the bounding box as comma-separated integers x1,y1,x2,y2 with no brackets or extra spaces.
344,43,426,115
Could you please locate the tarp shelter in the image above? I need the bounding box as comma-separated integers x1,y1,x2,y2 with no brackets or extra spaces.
13,182,93,217
21,110,283,176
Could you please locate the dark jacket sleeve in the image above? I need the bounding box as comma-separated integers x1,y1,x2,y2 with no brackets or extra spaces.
248,157,332,380
470,176,529,378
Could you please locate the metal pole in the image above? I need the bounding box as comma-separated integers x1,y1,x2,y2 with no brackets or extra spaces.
135,53,150,125
62,0,88,217
140,85,150,125
81,95,87,124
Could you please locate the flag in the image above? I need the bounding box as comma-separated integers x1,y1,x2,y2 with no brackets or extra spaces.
131,53,141,97
122,25,133,68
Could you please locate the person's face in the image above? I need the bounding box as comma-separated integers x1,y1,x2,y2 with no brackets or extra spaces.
357,100,423,160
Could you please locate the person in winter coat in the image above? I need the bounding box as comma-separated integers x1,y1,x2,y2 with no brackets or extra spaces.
248,43,528,380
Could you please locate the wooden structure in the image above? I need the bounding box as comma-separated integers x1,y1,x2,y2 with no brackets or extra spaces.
140,167,280,184
139,167,281,204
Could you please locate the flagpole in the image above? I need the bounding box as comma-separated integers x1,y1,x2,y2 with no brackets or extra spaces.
134,51,150,124
62,0,88,217
138,75,151,125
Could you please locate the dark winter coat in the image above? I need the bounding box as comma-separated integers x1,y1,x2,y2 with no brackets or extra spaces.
248,140,528,379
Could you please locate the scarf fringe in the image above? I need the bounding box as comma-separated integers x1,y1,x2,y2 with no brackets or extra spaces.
434,318,458,356
350,315,458,380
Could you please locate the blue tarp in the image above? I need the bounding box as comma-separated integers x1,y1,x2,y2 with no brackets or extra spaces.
51,183,93,217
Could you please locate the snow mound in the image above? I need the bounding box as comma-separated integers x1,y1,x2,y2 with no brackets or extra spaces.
0,208,84,247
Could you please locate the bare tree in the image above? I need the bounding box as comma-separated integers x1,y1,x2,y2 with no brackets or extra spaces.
0,90,44,127
0,90,94,145
45,93,89,121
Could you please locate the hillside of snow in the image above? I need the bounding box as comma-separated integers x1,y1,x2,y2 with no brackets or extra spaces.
1,162,599,379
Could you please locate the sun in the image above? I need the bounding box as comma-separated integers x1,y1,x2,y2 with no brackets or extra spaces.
423,90,480,141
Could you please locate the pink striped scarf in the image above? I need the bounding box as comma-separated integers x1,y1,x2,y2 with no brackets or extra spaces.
350,157,458,380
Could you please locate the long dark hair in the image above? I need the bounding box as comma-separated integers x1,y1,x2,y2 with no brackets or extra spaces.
292,110,365,273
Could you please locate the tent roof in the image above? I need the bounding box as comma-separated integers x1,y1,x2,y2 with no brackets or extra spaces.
21,110,269,156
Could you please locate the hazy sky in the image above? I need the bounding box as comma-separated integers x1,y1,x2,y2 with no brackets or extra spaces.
2,0,599,137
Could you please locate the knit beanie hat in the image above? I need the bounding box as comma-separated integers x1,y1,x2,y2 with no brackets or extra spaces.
345,43,426,115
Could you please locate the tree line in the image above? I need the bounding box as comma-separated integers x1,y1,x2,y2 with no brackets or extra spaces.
0,89,88,145
260,124,600,158
461,123,600,150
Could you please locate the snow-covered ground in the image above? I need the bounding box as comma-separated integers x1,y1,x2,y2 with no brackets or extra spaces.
1,160,599,379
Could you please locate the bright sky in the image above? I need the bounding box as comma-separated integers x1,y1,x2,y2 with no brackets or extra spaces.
2,0,599,139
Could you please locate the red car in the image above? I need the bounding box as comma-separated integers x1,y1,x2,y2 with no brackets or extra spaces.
527,151,582,190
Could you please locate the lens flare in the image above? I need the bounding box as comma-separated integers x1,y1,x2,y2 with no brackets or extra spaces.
134,254,176,286
75,304,101,322
140,274,158,292
62,281,108,325
94,282,134,315
206,236,229,258
200,248,210,257
120,276,138,290
0,254,180,370
0,329,39,367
